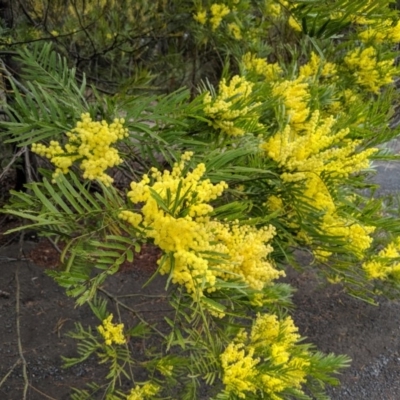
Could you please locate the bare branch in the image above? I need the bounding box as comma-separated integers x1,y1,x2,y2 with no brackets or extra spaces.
0,146,25,182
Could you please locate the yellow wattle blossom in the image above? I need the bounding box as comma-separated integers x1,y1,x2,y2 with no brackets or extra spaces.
203,75,263,136
193,9,207,25
221,341,259,398
358,19,400,44
97,314,126,346
299,52,337,79
264,0,284,17
343,89,361,106
320,214,375,259
156,359,174,377
288,15,302,31
363,238,400,280
388,21,400,42
350,0,384,25
261,111,376,183
31,113,128,186
249,292,265,307
210,3,230,31
227,22,242,39
242,52,282,81
221,313,311,399
265,195,284,212
261,111,377,259
208,221,281,291
120,153,282,299
272,77,310,128
344,46,396,93
119,210,143,227
126,382,160,400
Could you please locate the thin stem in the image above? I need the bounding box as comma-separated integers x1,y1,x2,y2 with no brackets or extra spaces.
15,263,29,399
0,146,26,182
98,287,167,339
0,359,21,389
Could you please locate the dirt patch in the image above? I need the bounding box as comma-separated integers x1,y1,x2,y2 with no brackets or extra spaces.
285,266,400,399
0,236,171,400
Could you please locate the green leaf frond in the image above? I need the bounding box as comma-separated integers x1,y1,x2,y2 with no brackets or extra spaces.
0,43,91,146
2,172,140,304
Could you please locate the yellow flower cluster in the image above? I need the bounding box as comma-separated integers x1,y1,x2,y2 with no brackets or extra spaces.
210,3,230,30
221,341,259,398
193,4,231,31
344,46,396,93
119,210,143,227
97,314,126,346
126,382,160,400
31,113,128,185
320,214,375,259
272,77,310,128
264,0,286,17
156,359,174,377
203,75,263,136
261,111,377,258
120,153,282,298
351,0,385,25
359,20,400,43
262,111,376,183
299,52,337,79
208,221,282,291
288,15,302,32
362,238,400,280
221,313,310,399
264,0,301,33
193,9,207,25
242,52,282,81
227,22,242,39
265,195,284,212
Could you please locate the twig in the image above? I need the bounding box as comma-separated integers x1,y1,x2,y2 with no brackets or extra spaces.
28,384,58,400
98,287,166,339
117,293,167,299
47,237,62,254
0,218,18,250
0,146,26,182
0,256,30,262
16,0,39,28
23,146,33,185
0,359,21,389
15,263,29,399
114,303,134,381
0,58,33,96
70,0,97,55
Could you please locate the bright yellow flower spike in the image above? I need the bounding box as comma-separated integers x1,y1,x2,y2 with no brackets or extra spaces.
126,382,160,400
193,9,207,25
120,153,282,299
221,313,310,399
363,237,400,281
261,111,377,258
210,3,230,30
203,75,263,136
97,314,126,346
242,52,282,81
344,46,396,93
299,52,337,79
272,77,310,128
32,113,128,186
